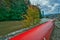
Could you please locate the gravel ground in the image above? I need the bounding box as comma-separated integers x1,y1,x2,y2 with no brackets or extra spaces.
51,20,60,40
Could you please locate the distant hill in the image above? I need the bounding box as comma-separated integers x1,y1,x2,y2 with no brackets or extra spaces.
44,13,60,19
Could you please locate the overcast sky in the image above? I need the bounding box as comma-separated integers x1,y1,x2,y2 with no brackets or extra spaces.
30,0,60,14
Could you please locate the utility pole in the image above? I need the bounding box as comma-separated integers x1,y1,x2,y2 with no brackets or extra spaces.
58,6,60,14
41,11,44,18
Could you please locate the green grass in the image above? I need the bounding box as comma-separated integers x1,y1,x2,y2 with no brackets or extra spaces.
0,18,49,36
0,21,27,36
0,20,39,36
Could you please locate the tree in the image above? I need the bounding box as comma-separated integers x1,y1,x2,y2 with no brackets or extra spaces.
0,0,27,21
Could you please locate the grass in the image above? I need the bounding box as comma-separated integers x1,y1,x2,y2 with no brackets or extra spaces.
0,21,27,36
0,20,39,36
0,18,49,36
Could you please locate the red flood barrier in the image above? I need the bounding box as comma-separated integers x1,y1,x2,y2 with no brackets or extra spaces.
9,20,55,40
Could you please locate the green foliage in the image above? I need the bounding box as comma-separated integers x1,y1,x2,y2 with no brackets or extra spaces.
0,0,27,21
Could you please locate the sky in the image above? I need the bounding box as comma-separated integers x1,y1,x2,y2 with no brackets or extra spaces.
30,0,60,15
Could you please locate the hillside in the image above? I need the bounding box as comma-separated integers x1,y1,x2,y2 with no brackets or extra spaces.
44,13,60,19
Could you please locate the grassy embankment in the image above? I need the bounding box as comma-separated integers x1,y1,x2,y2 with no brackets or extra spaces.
0,5,41,36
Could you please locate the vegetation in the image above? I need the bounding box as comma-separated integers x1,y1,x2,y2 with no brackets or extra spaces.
26,5,41,24
0,0,27,21
0,0,42,36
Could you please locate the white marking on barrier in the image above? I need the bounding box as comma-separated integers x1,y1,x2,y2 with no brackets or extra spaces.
44,37,46,40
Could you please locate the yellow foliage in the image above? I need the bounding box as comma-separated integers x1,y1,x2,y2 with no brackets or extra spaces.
22,5,41,28
26,5,40,23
